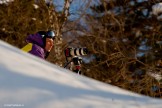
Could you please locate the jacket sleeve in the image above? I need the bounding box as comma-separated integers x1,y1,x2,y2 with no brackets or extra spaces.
21,43,45,59
21,43,33,52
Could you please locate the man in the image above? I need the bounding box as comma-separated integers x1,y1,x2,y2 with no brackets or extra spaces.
22,30,55,59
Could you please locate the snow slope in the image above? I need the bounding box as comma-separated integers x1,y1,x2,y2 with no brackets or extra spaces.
0,40,162,108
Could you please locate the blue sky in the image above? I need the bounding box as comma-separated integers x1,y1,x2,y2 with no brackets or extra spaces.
53,0,100,20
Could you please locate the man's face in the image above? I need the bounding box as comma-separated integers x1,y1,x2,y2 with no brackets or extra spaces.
45,38,54,52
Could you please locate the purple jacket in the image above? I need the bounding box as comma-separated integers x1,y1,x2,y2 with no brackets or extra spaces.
22,33,46,59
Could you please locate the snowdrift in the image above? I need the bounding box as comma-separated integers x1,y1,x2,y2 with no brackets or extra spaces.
0,40,162,108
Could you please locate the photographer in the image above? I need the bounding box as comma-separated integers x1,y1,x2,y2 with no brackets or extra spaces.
22,30,55,59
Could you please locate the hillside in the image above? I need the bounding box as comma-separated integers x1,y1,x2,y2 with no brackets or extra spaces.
0,40,162,108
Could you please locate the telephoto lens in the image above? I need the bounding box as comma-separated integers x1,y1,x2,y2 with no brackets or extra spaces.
71,48,88,56
64,48,88,57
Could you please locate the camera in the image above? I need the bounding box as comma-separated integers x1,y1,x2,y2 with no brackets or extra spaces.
64,47,88,57
64,47,88,75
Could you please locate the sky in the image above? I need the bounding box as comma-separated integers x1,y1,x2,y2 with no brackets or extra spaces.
52,0,99,20
0,40,162,108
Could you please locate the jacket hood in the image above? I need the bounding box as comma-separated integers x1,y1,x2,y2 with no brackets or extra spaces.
26,33,45,48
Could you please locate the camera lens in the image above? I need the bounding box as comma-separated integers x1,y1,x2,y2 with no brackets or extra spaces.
65,47,88,57
74,48,88,56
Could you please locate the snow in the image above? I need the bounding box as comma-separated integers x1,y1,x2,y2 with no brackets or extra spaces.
152,3,162,15
33,4,39,9
0,0,13,4
0,40,162,108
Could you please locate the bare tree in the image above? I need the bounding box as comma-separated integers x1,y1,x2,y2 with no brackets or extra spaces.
76,0,162,98
46,0,74,66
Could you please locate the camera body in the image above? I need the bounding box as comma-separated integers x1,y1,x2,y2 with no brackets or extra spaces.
70,56,82,74
64,48,88,57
